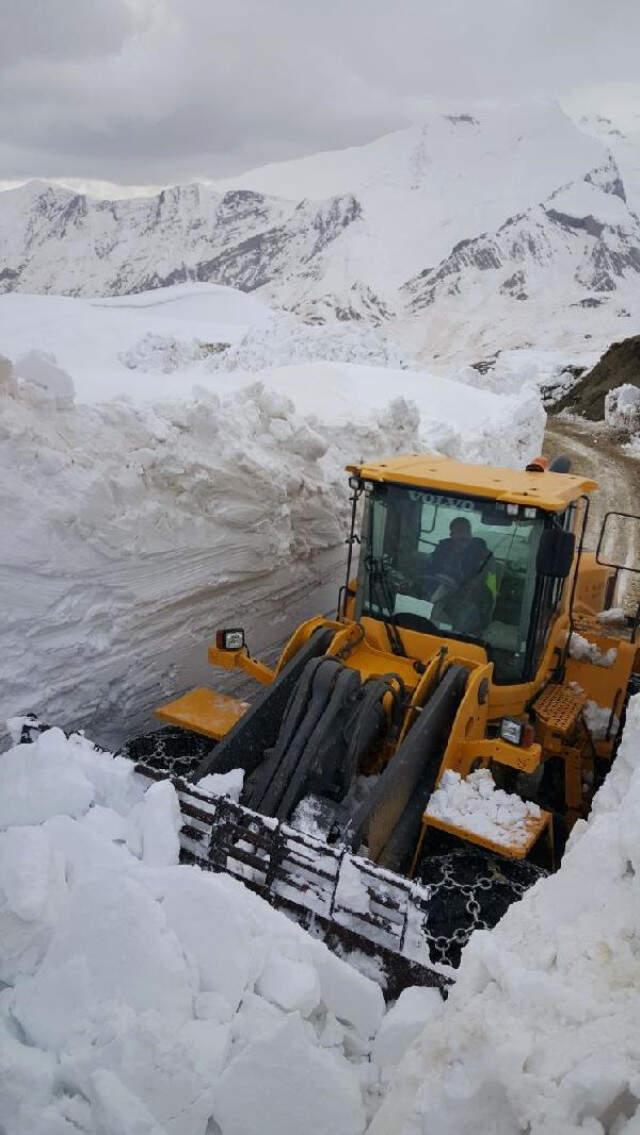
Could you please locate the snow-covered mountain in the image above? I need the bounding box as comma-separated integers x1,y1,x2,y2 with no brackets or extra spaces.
401,156,640,364
575,113,640,214
1,102,639,364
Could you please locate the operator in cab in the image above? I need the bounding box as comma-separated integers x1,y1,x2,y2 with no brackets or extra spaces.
425,516,495,636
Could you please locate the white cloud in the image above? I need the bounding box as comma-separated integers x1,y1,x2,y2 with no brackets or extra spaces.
0,0,638,184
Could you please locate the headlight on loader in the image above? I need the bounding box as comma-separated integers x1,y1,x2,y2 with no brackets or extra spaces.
500,717,524,745
216,628,245,651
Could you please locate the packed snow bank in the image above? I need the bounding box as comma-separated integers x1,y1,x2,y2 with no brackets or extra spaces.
450,346,601,406
0,285,275,404
122,315,410,375
0,727,385,1134
0,286,410,403
0,348,542,748
371,693,640,1135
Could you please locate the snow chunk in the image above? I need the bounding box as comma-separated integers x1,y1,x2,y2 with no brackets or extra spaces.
230,991,287,1053
605,384,640,432
197,767,244,802
335,855,372,916
290,793,331,839
0,826,67,982
0,1016,57,1135
214,1013,366,1135
71,1013,230,1135
6,713,38,743
373,986,443,1068
426,768,542,849
583,698,618,741
10,872,194,1052
0,728,95,829
256,951,322,1016
126,779,181,865
80,803,128,842
312,944,385,1041
13,349,75,408
568,631,617,667
597,606,627,625
89,1069,166,1135
151,867,263,1015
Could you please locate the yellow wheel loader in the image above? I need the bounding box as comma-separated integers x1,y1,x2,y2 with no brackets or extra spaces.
127,452,640,996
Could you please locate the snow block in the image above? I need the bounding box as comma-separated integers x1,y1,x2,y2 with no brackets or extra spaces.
155,867,264,1014
126,779,181,866
0,825,67,983
90,1069,166,1135
0,728,95,830
214,1013,366,1135
11,872,193,1051
256,950,322,1015
312,942,385,1041
372,986,443,1068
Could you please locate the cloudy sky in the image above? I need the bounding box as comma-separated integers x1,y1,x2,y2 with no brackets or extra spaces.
1,0,639,190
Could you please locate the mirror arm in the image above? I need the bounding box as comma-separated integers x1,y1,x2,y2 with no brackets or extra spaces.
564,493,591,665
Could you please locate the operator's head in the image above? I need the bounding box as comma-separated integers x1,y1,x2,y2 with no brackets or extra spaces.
449,516,472,540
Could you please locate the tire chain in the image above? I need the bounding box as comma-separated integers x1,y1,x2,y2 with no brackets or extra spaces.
417,849,546,968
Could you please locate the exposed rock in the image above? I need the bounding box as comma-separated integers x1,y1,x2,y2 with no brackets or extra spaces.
553,334,640,419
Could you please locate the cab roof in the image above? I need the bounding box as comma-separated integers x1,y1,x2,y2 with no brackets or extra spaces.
347,454,597,511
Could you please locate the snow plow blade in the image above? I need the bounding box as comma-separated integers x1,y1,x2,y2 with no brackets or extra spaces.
137,760,451,1001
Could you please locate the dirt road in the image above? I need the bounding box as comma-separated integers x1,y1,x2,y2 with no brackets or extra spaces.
544,416,640,610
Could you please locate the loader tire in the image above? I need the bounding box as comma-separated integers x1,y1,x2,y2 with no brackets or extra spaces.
119,726,213,780
415,848,546,968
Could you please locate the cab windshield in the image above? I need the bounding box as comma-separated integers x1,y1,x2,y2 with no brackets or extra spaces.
356,483,546,683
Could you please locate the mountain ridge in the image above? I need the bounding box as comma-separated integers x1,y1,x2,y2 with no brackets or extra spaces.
1,103,639,365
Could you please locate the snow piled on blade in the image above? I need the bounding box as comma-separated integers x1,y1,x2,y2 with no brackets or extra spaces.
0,291,543,747
370,693,640,1135
425,768,542,849
0,727,385,1135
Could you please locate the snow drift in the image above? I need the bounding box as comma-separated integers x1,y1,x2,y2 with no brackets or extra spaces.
0,288,543,748
371,693,640,1135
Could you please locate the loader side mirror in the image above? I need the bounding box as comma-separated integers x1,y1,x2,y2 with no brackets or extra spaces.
536,529,575,579
215,628,245,651
596,511,640,574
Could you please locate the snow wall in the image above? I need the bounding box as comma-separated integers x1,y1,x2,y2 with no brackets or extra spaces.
0,348,543,749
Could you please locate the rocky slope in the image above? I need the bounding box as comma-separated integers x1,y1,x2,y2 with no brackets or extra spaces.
554,333,640,419
401,157,640,363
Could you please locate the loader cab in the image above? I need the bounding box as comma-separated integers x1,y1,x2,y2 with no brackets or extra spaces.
349,456,594,686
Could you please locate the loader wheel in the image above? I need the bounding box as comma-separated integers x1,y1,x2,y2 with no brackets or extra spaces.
415,849,546,968
119,726,213,780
